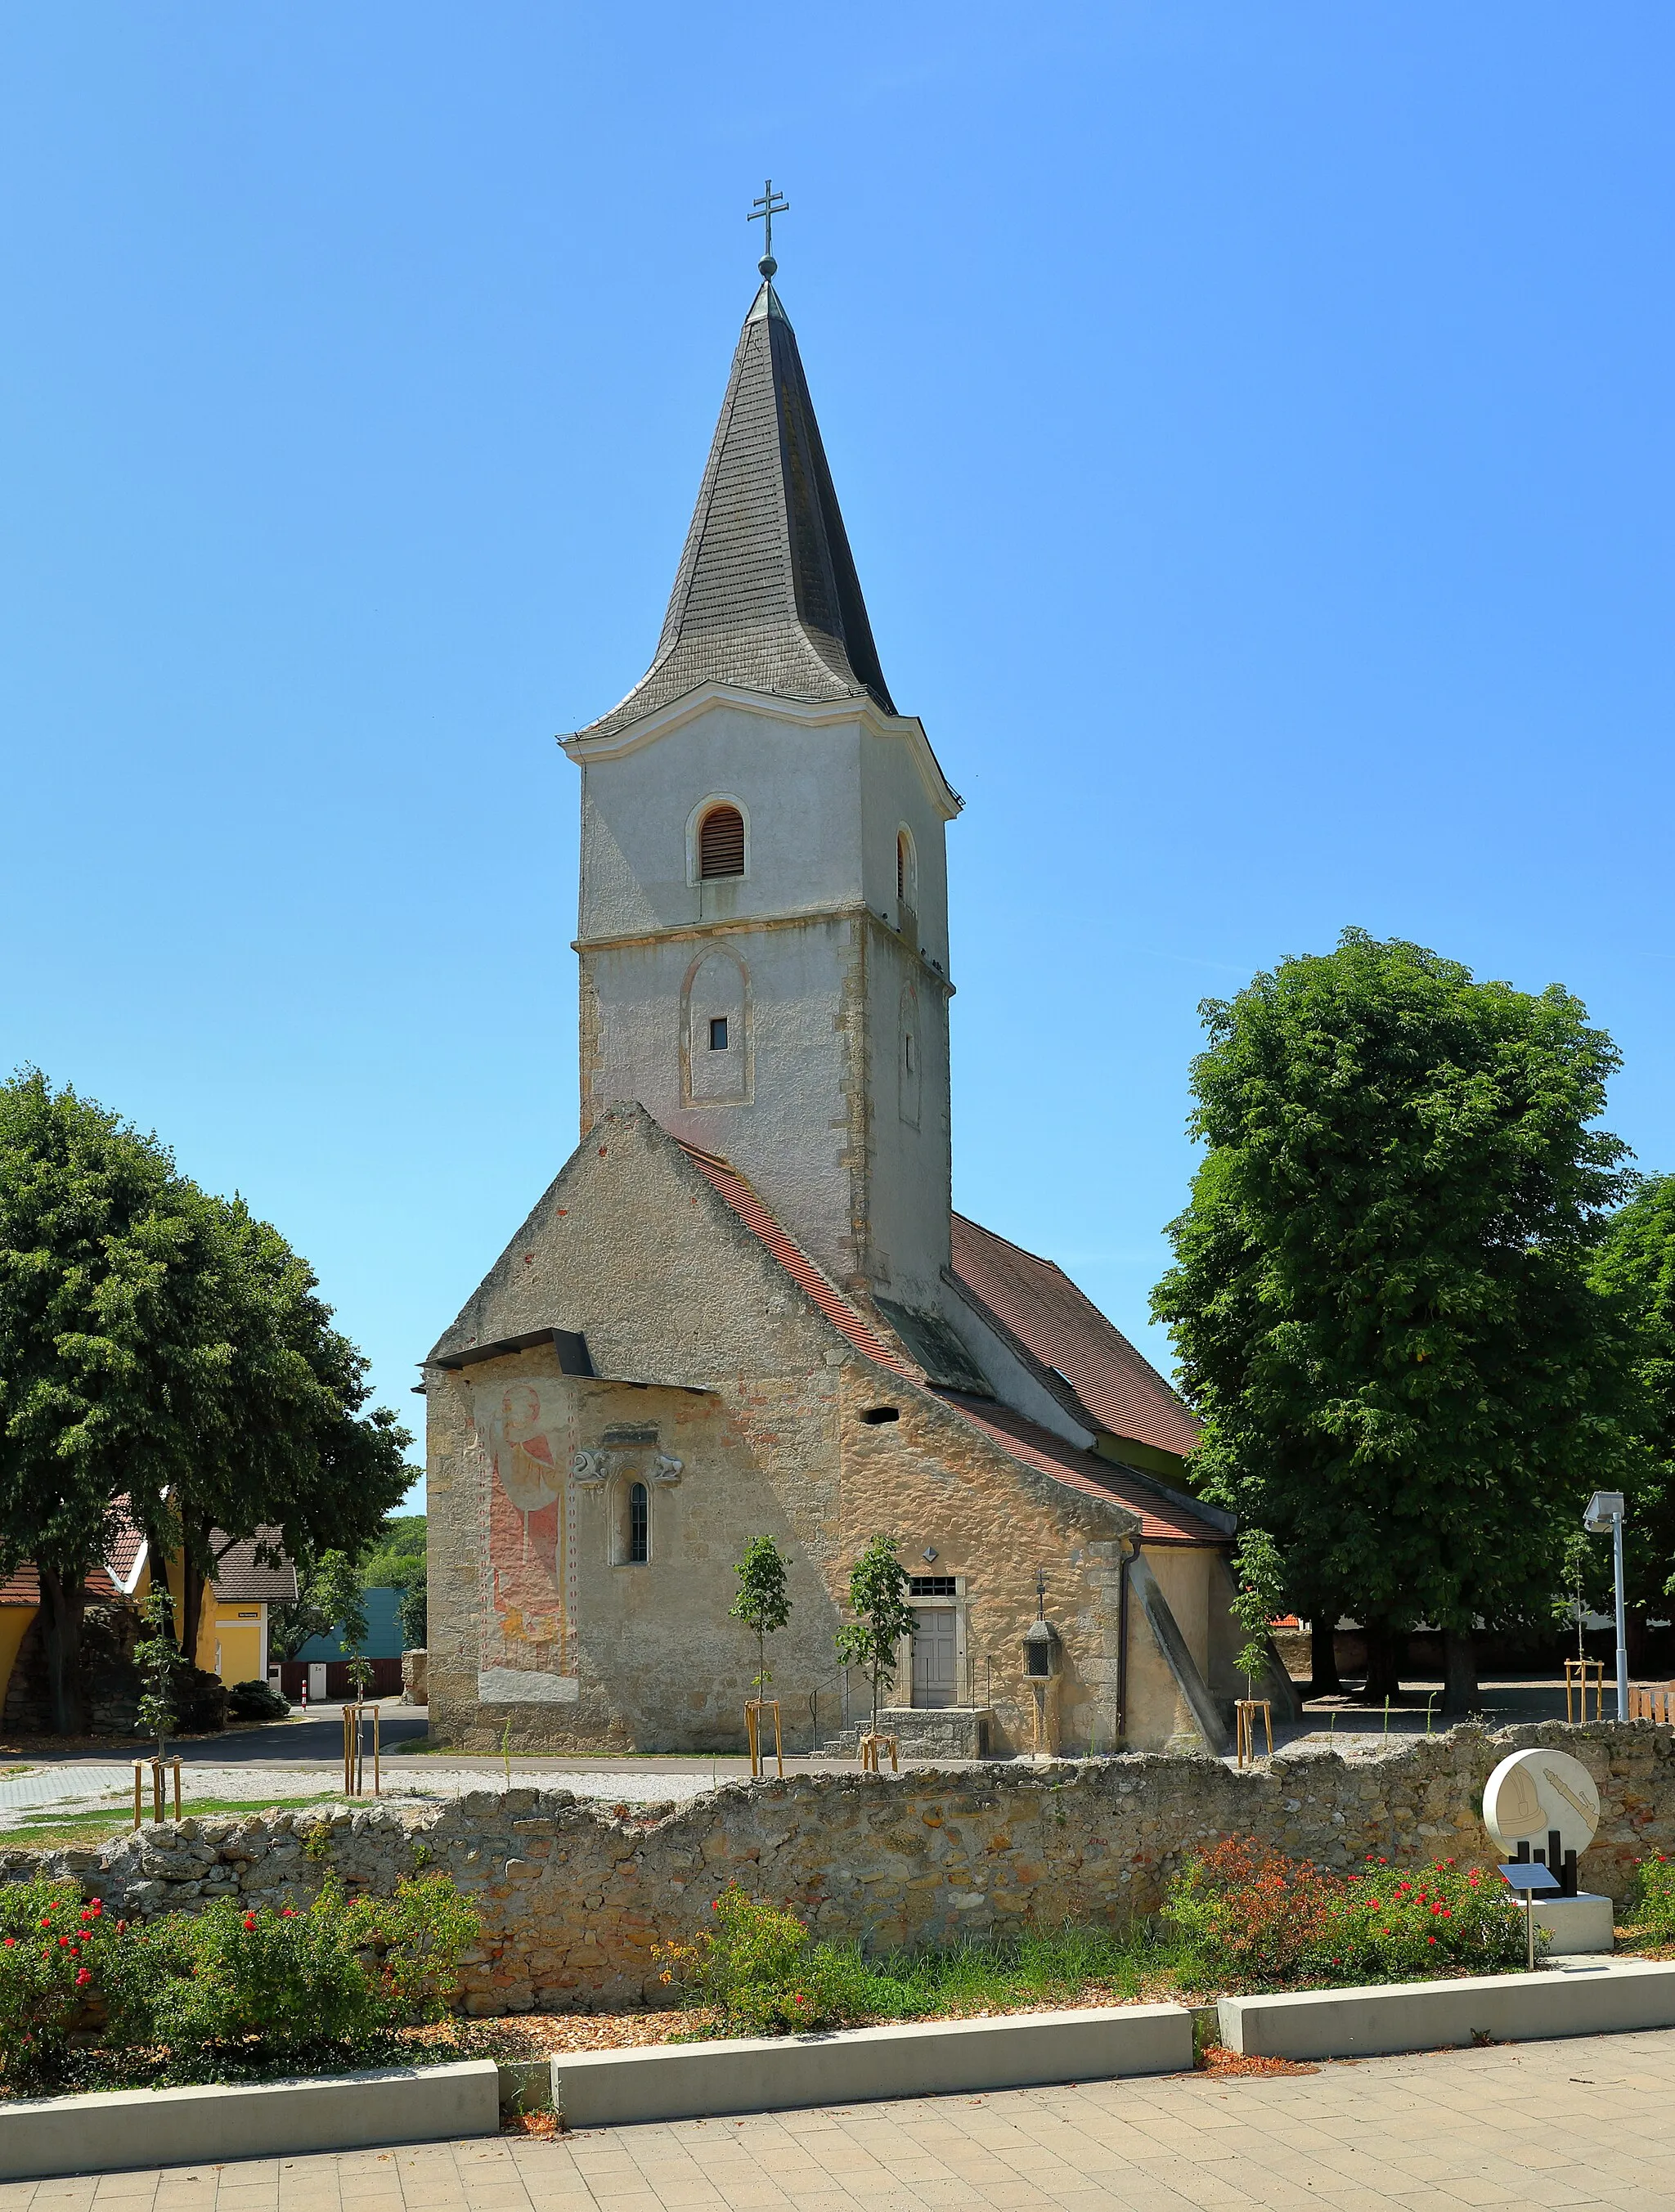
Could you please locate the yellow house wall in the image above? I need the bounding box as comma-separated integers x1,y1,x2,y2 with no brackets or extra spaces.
210,1611,264,1685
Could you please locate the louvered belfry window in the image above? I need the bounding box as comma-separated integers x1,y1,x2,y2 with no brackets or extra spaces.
698,805,745,879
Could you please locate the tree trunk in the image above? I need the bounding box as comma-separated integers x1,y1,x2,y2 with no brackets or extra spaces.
178,1547,205,1665
36,1562,88,1737
1440,1626,1479,1715
1309,1614,1341,1698
1362,1618,1403,1703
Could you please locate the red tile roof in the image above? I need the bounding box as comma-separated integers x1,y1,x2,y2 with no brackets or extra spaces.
670,1143,1217,1540
935,1393,1228,1545
950,1214,1200,1460
677,1143,920,1380
0,1565,120,1607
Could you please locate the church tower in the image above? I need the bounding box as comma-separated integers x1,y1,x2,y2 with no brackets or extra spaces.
563,271,962,1315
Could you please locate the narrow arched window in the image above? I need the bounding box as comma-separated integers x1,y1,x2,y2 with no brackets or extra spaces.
627,1481,649,1564
699,805,745,880
896,831,909,906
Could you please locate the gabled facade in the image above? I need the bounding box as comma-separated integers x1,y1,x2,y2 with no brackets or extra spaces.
424,269,1293,1759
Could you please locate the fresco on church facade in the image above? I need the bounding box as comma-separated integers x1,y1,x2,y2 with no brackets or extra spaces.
472,1379,579,1702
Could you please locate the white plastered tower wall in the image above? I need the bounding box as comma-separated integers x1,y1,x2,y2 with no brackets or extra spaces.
568,688,956,1305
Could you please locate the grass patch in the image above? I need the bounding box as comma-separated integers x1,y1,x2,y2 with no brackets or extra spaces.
0,1796,348,1851
803,1918,1195,2024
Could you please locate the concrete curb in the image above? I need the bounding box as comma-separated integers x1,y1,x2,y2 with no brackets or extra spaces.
1219,1957,1675,2062
0,2059,501,2181
551,2004,1193,2128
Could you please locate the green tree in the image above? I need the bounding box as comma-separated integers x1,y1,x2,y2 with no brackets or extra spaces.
834,1534,916,1734
270,1550,368,1665
1152,931,1634,1713
1588,1173,1675,1654
730,1534,792,1691
150,1193,412,1665
397,1582,427,1649
357,1510,426,1598
1229,1528,1286,1698
0,1071,411,1727
132,1585,189,1766
0,1073,220,1731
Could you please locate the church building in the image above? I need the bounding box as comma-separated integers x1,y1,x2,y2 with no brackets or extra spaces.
422,249,1289,1759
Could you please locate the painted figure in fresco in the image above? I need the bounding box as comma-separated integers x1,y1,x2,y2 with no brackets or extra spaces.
478,1380,570,1676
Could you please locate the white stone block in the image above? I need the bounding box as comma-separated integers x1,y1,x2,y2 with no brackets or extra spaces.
0,2061,500,2181
1219,1957,1675,2062
1532,1891,1615,1955
553,2003,1192,2127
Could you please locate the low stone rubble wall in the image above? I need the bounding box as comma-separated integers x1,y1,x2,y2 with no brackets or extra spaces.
5,1722,1669,2017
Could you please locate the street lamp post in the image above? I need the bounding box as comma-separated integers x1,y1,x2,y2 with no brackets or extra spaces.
1583,1492,1628,1721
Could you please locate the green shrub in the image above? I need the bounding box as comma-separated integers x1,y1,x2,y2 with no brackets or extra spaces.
654,1885,878,2035
1162,1836,1527,1986
227,1680,291,1722
1631,1853,1675,1940
0,1871,480,2090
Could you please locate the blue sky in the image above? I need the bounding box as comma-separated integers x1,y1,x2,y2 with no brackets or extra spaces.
3,6,1671,1507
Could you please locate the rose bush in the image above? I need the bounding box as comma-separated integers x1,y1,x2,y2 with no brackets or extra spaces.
1162,1836,1527,1985
0,1872,479,2091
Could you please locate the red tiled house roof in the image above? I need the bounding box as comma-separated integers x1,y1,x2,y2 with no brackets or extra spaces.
950,1213,1199,1460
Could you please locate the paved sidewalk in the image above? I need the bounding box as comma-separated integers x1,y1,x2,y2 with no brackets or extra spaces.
5,2026,1671,2209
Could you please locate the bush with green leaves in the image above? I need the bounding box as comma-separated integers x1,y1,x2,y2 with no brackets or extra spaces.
1161,1837,1527,1986
0,1872,479,2090
1630,1853,1675,1941
654,1885,876,2036
227,1678,290,1721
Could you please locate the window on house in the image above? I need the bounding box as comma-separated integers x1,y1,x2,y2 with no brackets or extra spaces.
709,1016,729,1051
909,1576,958,1598
627,1481,649,1564
699,805,746,879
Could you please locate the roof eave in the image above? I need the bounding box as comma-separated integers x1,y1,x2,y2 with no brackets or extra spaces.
560,681,962,819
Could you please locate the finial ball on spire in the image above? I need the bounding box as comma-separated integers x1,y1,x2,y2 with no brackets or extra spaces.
748,178,788,276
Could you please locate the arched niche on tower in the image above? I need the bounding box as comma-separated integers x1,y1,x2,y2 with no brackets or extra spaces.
681,948,752,1106
899,976,923,1129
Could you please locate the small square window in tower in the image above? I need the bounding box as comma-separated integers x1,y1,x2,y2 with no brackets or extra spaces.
709,1016,729,1051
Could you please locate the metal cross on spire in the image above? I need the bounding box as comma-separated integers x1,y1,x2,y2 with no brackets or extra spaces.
748,178,788,277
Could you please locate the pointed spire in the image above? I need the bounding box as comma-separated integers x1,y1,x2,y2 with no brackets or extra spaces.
573,285,896,741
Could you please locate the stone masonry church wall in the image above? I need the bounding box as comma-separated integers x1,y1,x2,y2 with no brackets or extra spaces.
15,1724,1671,2017
425,1106,1218,1761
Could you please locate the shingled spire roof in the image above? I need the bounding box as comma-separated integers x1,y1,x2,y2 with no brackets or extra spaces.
573,282,896,742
